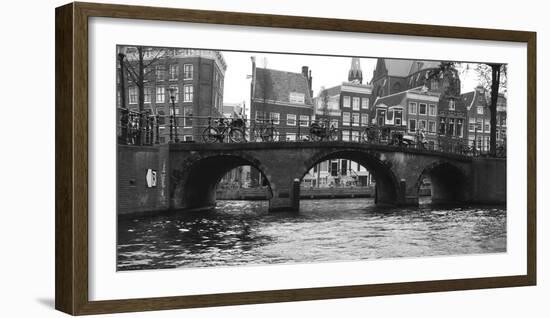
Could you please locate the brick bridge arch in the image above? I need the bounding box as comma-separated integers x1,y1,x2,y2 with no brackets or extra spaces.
170,152,275,210
413,160,471,204
297,148,401,205
144,142,505,213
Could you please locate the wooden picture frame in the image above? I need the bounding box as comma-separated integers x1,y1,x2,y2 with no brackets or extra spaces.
55,1,536,315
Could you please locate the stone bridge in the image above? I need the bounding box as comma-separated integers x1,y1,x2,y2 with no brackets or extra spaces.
117,141,506,215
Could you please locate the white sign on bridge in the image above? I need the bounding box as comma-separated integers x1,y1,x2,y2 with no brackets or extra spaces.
145,169,157,188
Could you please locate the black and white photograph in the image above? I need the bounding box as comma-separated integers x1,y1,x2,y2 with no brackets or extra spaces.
116,45,507,271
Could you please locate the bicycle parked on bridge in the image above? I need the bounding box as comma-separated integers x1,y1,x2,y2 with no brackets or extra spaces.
252,119,279,142
202,117,246,143
309,120,338,141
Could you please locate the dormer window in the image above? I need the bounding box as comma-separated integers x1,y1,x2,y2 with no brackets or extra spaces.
477,106,484,115
289,92,305,104
449,99,456,111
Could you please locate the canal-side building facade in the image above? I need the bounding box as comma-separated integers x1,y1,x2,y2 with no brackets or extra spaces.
372,86,441,149
250,59,315,142
117,47,227,143
307,58,374,187
461,87,508,152
370,58,467,149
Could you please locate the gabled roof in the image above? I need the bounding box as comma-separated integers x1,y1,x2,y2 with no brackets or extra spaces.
254,68,313,105
408,61,441,75
375,59,443,79
384,59,415,77
461,91,476,111
321,85,342,97
373,90,407,107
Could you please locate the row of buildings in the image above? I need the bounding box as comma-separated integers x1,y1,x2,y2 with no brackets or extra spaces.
116,47,507,188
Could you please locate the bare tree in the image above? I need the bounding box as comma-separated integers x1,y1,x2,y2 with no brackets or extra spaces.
463,63,507,156
122,46,169,112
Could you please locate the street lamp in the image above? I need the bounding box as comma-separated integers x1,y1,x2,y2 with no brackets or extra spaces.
169,87,179,143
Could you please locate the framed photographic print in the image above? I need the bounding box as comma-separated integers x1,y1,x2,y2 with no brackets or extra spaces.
55,1,536,315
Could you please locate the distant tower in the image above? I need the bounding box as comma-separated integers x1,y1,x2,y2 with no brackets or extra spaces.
348,57,363,83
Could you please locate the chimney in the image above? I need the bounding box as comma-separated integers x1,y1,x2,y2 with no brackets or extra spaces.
308,70,313,98
301,66,313,97
301,66,309,78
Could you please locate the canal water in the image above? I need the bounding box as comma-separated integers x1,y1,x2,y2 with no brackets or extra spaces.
117,198,506,271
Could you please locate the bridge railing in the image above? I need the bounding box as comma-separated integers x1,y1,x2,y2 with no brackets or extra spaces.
116,109,505,158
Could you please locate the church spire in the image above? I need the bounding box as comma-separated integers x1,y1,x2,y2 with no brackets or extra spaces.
348,57,363,83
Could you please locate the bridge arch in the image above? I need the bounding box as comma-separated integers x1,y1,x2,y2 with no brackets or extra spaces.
415,160,469,205
298,148,401,205
171,153,274,210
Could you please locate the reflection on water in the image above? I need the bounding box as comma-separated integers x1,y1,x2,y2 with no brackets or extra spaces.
117,198,506,271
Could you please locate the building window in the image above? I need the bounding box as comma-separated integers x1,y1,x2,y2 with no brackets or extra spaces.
255,111,267,121
343,96,351,108
117,91,121,106
286,114,296,126
286,133,296,141
330,119,339,128
428,104,436,116
129,86,138,104
430,81,439,91
184,135,193,142
156,87,165,103
457,119,464,137
469,118,476,131
476,118,483,131
428,121,436,133
439,117,446,134
361,114,369,126
342,112,350,126
352,113,360,126
144,87,152,103
448,118,455,135
449,99,456,111
169,107,180,115
419,120,427,131
168,86,179,102
156,108,165,125
477,106,484,115
352,131,359,142
169,64,178,80
183,84,193,102
289,92,305,104
342,130,350,141
409,102,417,115
155,65,165,81
299,115,309,127
270,112,280,125
352,97,360,110
485,122,490,132
419,103,427,115
361,98,369,109
183,64,193,79
409,119,417,133
394,109,403,125
183,107,193,127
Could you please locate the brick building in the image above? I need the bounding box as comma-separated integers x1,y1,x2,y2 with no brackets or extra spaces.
370,58,467,149
307,58,374,187
314,58,373,142
117,47,227,143
250,58,314,142
461,86,507,151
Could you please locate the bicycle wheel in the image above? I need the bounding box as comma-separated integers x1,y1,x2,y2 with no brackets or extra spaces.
229,128,246,143
328,129,339,141
202,127,219,143
360,130,370,143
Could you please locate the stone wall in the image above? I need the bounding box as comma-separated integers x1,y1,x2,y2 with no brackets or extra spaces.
117,145,170,216
469,157,507,204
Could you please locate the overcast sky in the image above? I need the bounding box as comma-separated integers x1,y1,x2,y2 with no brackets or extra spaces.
220,50,481,114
